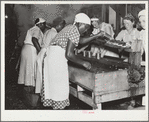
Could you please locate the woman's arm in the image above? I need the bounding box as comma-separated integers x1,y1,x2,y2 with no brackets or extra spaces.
115,30,125,54
32,37,41,54
66,39,91,70
79,32,104,45
103,31,113,40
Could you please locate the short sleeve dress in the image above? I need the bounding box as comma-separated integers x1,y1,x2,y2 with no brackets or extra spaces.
115,28,140,59
18,26,43,86
41,25,80,109
115,28,140,45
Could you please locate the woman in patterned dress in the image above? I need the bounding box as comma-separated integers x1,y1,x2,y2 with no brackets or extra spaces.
35,17,66,94
41,13,104,109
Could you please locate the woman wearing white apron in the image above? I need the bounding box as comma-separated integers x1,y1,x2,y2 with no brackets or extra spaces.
41,13,104,109
18,18,46,87
35,17,66,94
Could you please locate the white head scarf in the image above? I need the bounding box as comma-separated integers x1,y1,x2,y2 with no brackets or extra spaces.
91,18,99,21
36,18,46,25
138,9,146,18
73,13,91,25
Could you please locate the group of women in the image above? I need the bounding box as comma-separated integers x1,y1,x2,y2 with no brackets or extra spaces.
83,10,146,60
18,9,146,110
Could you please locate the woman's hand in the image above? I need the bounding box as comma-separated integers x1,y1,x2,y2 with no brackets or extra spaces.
32,37,41,53
83,61,91,70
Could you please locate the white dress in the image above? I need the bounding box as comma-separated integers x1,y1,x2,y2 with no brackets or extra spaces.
115,28,141,61
18,26,43,86
35,28,57,93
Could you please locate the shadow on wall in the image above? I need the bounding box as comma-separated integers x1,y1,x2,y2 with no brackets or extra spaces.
5,4,18,62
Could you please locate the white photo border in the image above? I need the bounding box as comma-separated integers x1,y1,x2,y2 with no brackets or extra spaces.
1,1,148,121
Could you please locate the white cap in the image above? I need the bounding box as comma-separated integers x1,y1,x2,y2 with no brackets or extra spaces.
73,13,91,25
138,9,146,18
35,18,46,25
91,18,99,21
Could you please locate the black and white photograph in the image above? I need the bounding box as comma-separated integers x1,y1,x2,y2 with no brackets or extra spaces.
1,0,148,121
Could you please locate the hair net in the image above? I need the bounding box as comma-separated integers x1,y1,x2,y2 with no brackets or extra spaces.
91,18,99,21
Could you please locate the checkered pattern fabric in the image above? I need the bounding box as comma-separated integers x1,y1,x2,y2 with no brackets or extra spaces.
41,59,70,109
51,25,80,48
43,98,70,110
40,79,45,102
41,80,70,109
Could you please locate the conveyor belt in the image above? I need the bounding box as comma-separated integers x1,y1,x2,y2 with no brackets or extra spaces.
68,55,130,73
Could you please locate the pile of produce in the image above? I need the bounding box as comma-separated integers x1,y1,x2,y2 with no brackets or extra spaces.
127,66,145,84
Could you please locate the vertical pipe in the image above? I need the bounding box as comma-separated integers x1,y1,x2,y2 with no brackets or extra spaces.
125,4,127,16
106,5,109,23
116,5,120,36
102,4,106,22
